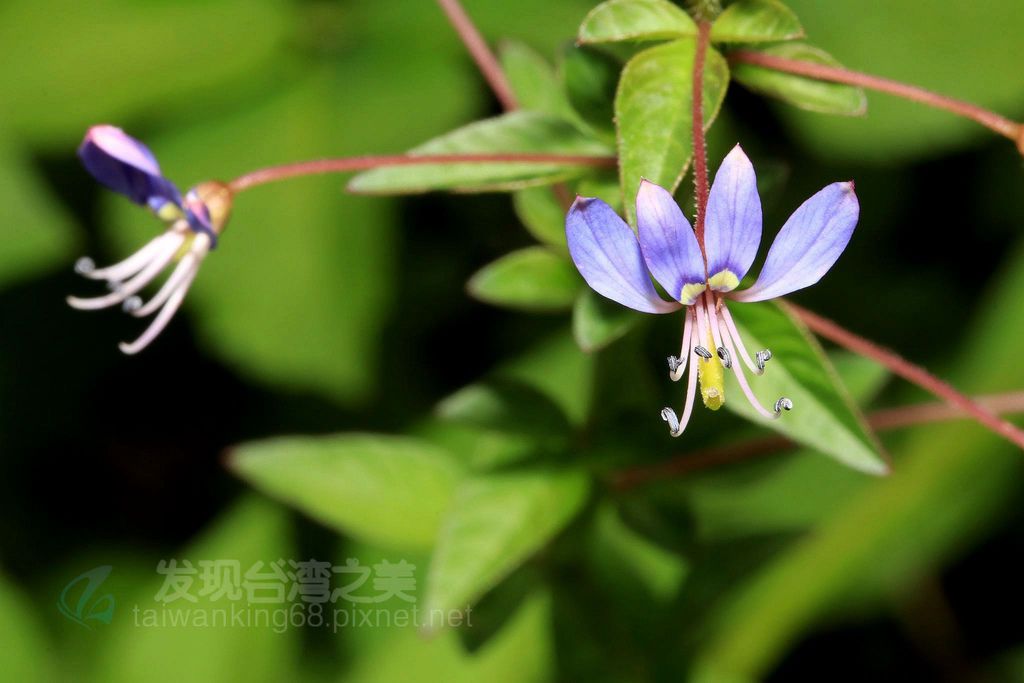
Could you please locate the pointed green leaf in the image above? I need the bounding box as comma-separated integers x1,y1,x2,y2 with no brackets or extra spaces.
615,39,729,224
230,434,463,550
573,289,642,352
500,41,575,119
498,329,596,427
512,186,568,250
560,45,621,142
724,301,888,475
468,246,580,312
578,0,697,44
348,112,612,195
423,468,589,630
710,0,804,43
730,42,867,115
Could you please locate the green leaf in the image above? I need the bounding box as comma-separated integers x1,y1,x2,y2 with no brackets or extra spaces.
560,45,621,141
500,40,575,119
710,0,804,43
96,496,296,683
512,186,568,249
573,289,642,352
230,434,463,551
468,246,581,312
348,112,612,195
730,42,867,115
0,574,53,682
423,468,589,630
0,0,291,144
578,0,697,44
724,301,888,475
828,351,889,405
615,39,730,224
0,130,77,288
497,329,596,427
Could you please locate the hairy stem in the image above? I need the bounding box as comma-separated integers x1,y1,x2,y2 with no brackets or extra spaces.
227,153,616,194
692,21,712,263
729,50,1024,154
435,0,519,111
786,302,1024,452
612,391,1024,490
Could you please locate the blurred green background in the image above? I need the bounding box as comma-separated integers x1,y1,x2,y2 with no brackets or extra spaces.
2,0,1024,681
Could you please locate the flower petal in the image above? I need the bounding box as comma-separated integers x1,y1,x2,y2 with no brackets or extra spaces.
636,180,707,305
733,182,858,302
705,144,762,292
566,197,681,314
78,125,181,209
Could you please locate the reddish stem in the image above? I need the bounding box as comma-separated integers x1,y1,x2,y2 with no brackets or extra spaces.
612,391,1024,490
691,21,712,258
729,50,1024,155
227,153,616,194
786,302,1024,452
435,0,519,112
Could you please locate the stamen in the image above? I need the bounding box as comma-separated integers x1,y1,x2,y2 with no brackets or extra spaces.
129,252,200,318
661,334,702,437
76,231,182,282
122,296,142,313
668,307,695,382
74,257,95,275
717,303,770,375
719,317,788,421
694,346,712,359
702,293,726,353
118,266,198,355
775,397,793,413
717,346,732,369
66,234,183,311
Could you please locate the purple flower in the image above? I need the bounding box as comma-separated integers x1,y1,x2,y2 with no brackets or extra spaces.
566,145,858,436
69,126,233,354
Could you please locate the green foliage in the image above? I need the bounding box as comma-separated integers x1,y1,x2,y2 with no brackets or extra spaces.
500,41,576,119
710,0,804,43
512,186,569,249
572,288,642,352
348,112,612,194
0,574,53,682
725,302,888,475
423,468,589,630
730,42,867,115
0,130,77,287
94,497,297,683
578,0,697,44
468,247,581,312
230,435,463,551
560,45,621,142
615,38,729,224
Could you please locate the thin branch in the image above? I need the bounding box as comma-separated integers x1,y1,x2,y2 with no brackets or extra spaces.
612,391,1024,490
435,0,519,111
691,21,712,258
786,302,1024,452
227,153,616,194
729,50,1024,155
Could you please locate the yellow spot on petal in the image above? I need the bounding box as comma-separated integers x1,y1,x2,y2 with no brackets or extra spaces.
708,269,739,292
156,202,184,223
680,282,707,305
698,330,725,410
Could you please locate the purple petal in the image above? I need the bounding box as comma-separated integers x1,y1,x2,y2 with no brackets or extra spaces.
636,180,707,305
78,125,181,209
705,145,762,291
566,197,681,314
733,182,858,302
